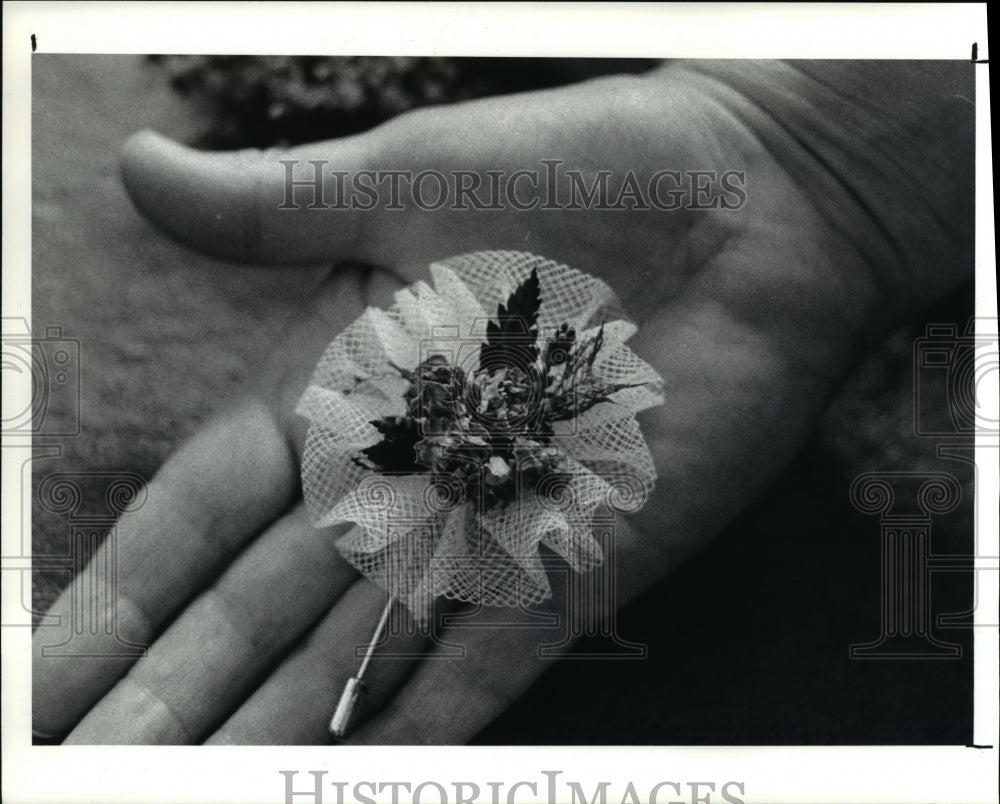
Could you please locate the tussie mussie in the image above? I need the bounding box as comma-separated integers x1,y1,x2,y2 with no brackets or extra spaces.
295,251,664,738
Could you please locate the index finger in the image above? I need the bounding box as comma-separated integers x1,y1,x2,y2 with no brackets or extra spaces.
32,396,297,738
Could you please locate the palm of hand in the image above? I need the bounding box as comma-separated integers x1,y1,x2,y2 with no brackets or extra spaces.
34,61,971,744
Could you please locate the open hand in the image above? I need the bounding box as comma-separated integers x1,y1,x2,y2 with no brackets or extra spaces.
33,60,974,744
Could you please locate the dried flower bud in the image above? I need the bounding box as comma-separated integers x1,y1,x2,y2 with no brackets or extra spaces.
485,456,511,486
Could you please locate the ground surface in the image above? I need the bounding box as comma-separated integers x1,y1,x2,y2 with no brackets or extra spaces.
28,54,976,744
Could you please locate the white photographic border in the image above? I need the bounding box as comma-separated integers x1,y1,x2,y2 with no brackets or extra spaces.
3,3,995,803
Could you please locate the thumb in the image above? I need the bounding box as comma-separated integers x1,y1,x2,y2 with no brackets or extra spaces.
120,129,376,265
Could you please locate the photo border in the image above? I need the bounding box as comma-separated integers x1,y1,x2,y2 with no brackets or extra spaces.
3,3,995,803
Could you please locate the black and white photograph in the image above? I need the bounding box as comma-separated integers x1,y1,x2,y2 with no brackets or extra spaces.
3,4,996,804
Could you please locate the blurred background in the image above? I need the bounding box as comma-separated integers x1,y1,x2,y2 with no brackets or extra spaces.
29,54,975,744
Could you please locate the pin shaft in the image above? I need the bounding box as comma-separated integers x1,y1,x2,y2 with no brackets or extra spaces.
329,597,394,738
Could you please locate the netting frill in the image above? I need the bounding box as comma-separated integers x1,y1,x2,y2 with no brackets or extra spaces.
296,251,664,620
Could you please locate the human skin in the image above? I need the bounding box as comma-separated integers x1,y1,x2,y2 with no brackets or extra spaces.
32,60,974,744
